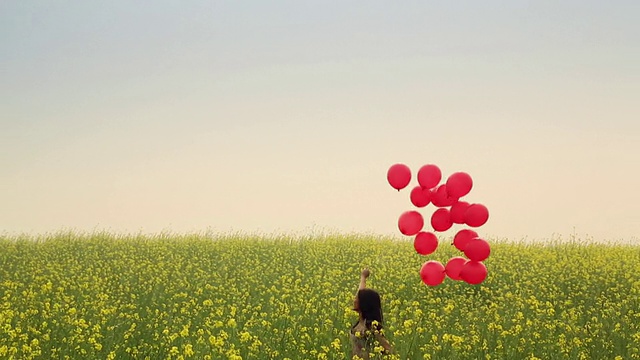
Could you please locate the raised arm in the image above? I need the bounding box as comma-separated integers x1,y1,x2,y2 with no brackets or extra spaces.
359,267,370,287
360,268,369,287
354,268,370,300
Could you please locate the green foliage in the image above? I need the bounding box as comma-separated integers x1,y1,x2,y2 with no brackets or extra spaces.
0,233,638,359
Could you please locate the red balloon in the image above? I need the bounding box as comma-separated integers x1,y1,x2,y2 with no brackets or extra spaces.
445,257,468,281
398,211,424,236
460,261,488,285
465,204,489,227
464,238,491,261
414,232,438,255
446,172,473,198
387,164,412,191
420,260,446,286
430,185,458,207
450,201,470,224
417,164,441,189
410,186,431,208
431,208,453,232
453,229,478,251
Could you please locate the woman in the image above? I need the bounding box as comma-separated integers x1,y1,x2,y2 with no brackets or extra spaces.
350,268,393,359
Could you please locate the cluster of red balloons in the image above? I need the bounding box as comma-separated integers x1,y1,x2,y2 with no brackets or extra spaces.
387,163,491,286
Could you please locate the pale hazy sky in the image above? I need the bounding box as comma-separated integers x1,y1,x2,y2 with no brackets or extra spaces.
1,1,639,242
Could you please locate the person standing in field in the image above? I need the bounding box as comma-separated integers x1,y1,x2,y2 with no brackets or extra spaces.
351,268,393,359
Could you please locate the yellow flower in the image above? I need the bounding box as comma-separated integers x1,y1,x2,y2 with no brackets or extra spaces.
184,344,194,357
331,338,341,350
239,331,251,343
180,324,190,337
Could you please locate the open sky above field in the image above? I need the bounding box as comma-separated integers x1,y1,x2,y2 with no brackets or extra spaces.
1,1,639,242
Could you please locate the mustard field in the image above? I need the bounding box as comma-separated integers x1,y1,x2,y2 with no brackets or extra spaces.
1,233,639,359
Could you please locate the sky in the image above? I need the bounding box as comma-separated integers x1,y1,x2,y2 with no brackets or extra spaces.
1,1,639,242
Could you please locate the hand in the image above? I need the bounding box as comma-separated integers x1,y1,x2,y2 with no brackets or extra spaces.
361,268,370,279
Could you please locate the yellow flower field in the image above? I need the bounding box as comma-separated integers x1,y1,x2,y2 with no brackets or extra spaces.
1,233,639,359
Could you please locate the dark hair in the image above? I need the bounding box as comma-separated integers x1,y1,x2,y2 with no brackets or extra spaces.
357,289,384,330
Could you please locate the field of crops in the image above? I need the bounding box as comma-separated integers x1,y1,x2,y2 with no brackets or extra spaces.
1,233,639,359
